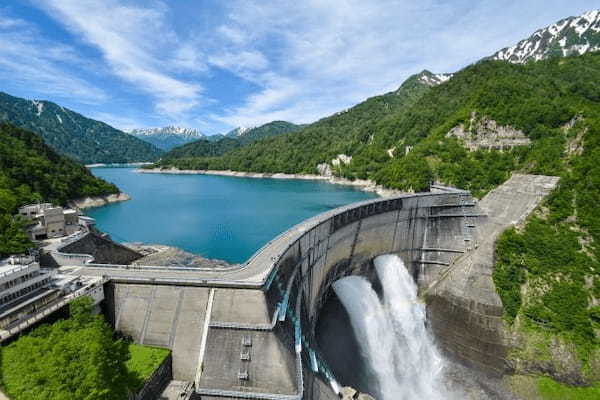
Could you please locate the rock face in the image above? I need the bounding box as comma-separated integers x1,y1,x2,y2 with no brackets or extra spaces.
339,386,375,400
127,244,232,269
417,70,454,86
331,154,353,167
425,174,559,376
447,113,531,151
69,192,130,209
317,163,333,177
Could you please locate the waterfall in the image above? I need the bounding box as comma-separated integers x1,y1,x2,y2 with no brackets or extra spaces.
333,254,449,400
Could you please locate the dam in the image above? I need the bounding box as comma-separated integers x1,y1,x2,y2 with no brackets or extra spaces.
62,174,557,399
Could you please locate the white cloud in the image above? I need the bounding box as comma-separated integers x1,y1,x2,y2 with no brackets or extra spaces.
0,11,107,103
206,0,598,128
35,0,204,117
209,50,268,72
11,0,597,132
90,112,146,132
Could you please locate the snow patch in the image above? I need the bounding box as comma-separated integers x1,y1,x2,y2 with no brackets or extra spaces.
490,10,600,64
418,72,453,86
129,126,204,139
32,100,44,116
56,114,62,124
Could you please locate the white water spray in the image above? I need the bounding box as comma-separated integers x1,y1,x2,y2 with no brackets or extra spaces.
333,254,448,400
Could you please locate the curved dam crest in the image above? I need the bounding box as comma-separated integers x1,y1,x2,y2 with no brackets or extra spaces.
69,174,558,399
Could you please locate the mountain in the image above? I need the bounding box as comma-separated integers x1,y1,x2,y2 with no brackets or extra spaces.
129,126,204,151
0,92,162,164
0,123,119,257
417,70,454,86
225,126,252,138
491,10,600,63
206,134,225,142
161,121,303,160
157,69,439,173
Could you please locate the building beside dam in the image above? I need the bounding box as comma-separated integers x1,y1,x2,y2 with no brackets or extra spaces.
0,255,105,340
18,203,88,240
3,174,559,399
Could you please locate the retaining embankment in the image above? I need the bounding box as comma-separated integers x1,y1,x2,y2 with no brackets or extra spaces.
425,174,559,376
59,231,142,265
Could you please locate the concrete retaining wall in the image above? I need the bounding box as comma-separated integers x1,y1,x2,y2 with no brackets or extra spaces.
264,192,477,333
255,191,481,397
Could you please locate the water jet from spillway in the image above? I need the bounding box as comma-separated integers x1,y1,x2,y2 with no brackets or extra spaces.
333,254,451,400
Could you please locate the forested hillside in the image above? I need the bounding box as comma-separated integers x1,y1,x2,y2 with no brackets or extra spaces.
0,297,170,400
0,123,119,257
162,120,302,159
155,71,434,171
0,92,163,164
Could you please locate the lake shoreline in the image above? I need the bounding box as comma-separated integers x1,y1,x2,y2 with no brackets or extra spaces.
69,192,131,209
137,168,403,197
86,162,153,168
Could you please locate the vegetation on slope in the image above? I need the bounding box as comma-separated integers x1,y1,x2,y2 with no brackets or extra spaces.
158,55,599,196
0,123,118,258
126,344,170,391
155,72,433,172
0,91,163,164
0,297,169,400
493,111,600,365
160,120,302,160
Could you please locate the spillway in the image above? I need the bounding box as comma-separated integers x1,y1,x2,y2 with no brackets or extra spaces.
334,254,451,400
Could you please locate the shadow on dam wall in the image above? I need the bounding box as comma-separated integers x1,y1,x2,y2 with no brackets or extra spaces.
102,175,557,399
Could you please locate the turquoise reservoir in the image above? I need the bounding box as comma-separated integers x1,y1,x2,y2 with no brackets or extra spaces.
87,168,377,263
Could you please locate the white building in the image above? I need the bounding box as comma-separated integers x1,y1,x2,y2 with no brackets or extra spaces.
18,203,82,240
0,256,51,309
0,255,104,333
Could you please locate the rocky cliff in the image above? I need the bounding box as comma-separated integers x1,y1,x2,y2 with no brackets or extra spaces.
446,112,531,151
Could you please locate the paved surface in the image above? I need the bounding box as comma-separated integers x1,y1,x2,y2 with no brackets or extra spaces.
198,328,298,396
211,289,271,325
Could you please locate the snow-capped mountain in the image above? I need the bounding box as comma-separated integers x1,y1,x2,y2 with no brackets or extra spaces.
225,126,253,138
417,70,454,87
129,126,204,150
491,10,600,64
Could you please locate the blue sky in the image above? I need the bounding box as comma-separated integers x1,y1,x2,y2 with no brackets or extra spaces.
0,1,597,135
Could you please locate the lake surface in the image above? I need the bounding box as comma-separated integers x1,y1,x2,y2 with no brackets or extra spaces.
87,168,377,263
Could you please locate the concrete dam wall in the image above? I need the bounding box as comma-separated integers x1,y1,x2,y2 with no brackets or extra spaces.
103,187,495,399
87,174,558,399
